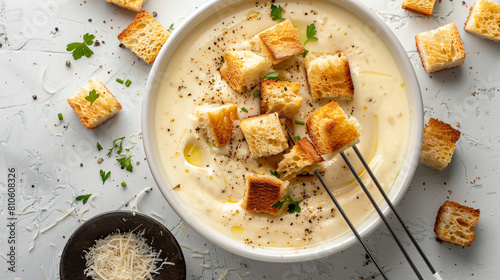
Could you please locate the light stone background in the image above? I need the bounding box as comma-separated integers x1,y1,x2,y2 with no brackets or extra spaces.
1,0,499,279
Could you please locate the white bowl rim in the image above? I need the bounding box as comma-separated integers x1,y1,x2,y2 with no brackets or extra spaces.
142,0,423,263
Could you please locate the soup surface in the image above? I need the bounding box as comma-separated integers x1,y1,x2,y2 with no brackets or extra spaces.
154,0,410,248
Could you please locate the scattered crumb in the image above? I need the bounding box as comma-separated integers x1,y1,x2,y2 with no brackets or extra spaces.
32,95,37,100
97,158,103,164
66,60,71,67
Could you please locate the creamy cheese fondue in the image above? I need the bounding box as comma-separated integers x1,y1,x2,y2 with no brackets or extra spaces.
154,0,410,248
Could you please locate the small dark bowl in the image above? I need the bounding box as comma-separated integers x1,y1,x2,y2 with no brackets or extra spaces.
60,211,186,280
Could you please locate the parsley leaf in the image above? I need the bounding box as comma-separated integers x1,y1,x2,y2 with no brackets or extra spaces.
304,24,318,45
271,193,301,214
97,142,103,151
264,72,282,81
253,89,260,98
107,137,125,157
301,50,309,58
117,156,133,172
294,135,301,141
169,23,174,31
66,33,95,60
85,89,99,106
75,194,92,204
270,170,280,178
100,169,111,184
270,4,285,21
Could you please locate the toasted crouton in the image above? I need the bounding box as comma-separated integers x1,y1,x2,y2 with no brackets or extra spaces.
117,10,170,64
193,104,239,146
258,19,305,64
415,23,465,73
465,0,500,42
419,118,461,170
240,113,289,158
306,102,361,155
434,200,480,247
242,174,288,215
220,51,269,93
402,0,437,17
106,0,147,12
68,78,122,129
260,80,302,119
303,52,354,100
277,138,323,180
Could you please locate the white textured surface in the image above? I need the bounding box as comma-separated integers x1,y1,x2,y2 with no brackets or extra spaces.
0,0,499,279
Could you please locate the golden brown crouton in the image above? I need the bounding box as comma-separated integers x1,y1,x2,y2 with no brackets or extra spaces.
68,78,122,129
277,138,323,180
240,113,289,158
419,118,461,170
258,19,305,64
303,52,354,100
193,104,240,146
415,23,465,73
117,10,170,64
220,51,269,93
242,174,288,216
434,200,480,247
260,80,302,119
106,0,147,12
402,0,437,17
306,102,361,155
465,0,500,42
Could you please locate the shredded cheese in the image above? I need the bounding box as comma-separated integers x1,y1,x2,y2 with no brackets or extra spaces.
199,264,211,268
180,224,189,237
131,188,152,212
40,266,47,280
84,231,167,280
41,206,76,234
150,211,164,220
219,268,229,280
79,208,90,220
29,224,39,252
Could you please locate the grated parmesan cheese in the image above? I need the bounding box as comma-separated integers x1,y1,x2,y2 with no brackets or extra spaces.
84,231,168,280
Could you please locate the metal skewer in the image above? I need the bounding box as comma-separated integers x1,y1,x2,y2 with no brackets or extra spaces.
351,145,443,280
284,124,388,280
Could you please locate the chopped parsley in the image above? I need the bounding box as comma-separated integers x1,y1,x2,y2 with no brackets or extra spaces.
271,193,301,214
304,23,318,45
253,89,260,97
270,4,285,21
121,181,127,187
301,50,309,58
264,72,282,81
117,156,133,172
116,78,124,84
75,194,92,204
241,107,248,112
125,79,132,87
58,113,63,121
294,135,301,141
168,23,174,31
107,137,125,157
97,142,103,151
100,169,111,184
85,89,99,106
270,170,280,178
295,120,305,125
66,33,95,60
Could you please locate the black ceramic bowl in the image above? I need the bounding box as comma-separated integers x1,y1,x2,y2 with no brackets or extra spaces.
60,211,186,280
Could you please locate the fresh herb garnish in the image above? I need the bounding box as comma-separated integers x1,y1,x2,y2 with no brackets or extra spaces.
121,181,127,187
66,33,95,60
253,89,260,98
294,135,301,141
100,169,111,184
270,170,280,178
264,72,282,81
241,107,248,112
271,193,301,214
97,142,103,151
270,4,285,21
116,78,124,84
168,23,174,31
301,50,309,58
58,113,63,121
295,120,305,125
117,156,133,172
75,194,92,204
85,89,99,106
304,23,318,45
107,137,125,157
125,79,132,87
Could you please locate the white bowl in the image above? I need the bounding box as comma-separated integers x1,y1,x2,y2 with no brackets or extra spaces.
142,0,423,263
